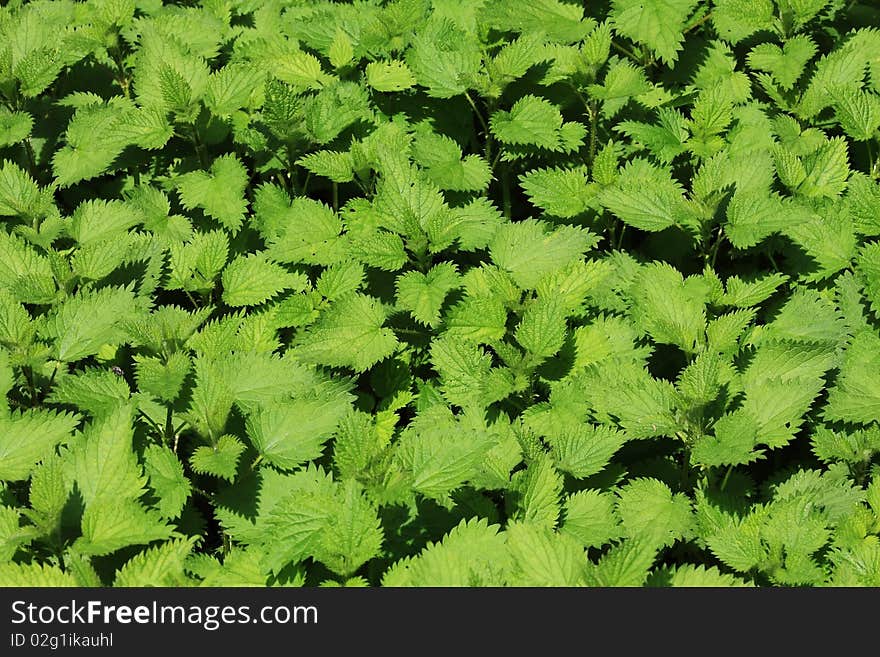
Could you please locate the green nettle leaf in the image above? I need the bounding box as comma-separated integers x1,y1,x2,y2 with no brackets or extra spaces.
0,231,57,304
143,445,191,520
0,160,48,218
519,166,595,218
860,242,880,314
611,0,699,65
506,522,588,586
713,0,776,44
77,499,174,556
134,352,191,403
52,100,128,187
40,286,139,362
599,159,697,233
0,410,80,482
628,262,706,353
823,331,880,425
260,473,382,576
297,150,355,183
294,294,399,372
616,479,694,548
484,0,595,44
114,537,198,587
548,425,627,479
400,427,491,500
515,297,568,361
412,130,491,192
176,154,249,231
189,434,246,482
396,263,461,327
46,367,131,417
832,90,880,142
747,36,817,90
405,18,481,99
585,539,658,586
246,396,350,470
648,564,752,587
490,95,585,152
0,506,35,563
444,296,508,344
490,219,597,288
562,490,621,548
382,518,510,586
72,405,147,505
221,253,306,307
316,480,384,577
27,453,71,534
797,136,850,199
508,455,563,529
0,562,78,587
205,64,264,118
691,410,762,467
724,191,807,249
264,198,345,265
365,60,417,92
0,109,33,148
429,335,515,410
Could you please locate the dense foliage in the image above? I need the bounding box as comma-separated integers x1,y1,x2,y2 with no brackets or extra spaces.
1,0,880,587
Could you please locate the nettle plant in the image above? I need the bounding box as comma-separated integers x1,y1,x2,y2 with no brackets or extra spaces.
0,0,879,587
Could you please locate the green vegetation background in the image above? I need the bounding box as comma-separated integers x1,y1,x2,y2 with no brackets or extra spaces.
0,0,879,586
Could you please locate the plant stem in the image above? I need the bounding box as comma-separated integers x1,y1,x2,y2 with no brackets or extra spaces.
184,289,199,309
501,165,512,219
137,409,163,438
707,226,725,268
164,405,175,447
40,363,60,403
611,41,640,63
721,464,734,491
684,11,713,34
111,40,131,98
189,127,209,168
393,327,430,337
680,451,690,489
332,181,339,211
22,366,37,406
465,91,492,165
588,101,599,166
22,138,38,182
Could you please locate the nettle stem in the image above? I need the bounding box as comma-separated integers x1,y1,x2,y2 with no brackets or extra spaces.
39,363,60,404
22,366,38,406
22,138,39,182
164,405,175,447
188,126,209,168
721,465,734,491
611,41,640,63
501,165,512,219
588,101,599,166
465,91,492,164
707,226,725,268
684,11,713,35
